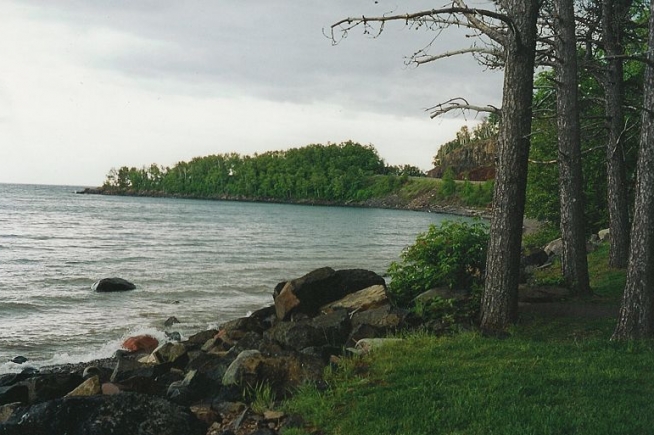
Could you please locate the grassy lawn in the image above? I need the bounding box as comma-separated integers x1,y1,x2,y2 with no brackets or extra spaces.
282,244,653,435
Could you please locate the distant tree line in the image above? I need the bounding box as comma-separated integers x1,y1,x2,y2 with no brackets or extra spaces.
102,141,425,202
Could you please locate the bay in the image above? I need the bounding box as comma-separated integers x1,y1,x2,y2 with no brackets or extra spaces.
0,183,468,373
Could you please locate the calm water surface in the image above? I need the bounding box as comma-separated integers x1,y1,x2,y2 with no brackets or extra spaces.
0,183,467,373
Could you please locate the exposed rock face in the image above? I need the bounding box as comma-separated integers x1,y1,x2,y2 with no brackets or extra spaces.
429,139,497,181
91,277,136,292
0,393,206,435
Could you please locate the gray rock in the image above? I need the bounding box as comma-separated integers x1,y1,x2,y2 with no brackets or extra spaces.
1,392,206,435
91,277,136,292
321,285,388,313
351,304,408,330
9,356,27,365
544,238,563,257
265,321,325,350
598,228,610,242
222,350,261,386
0,386,28,406
164,316,180,327
167,370,205,405
0,402,20,424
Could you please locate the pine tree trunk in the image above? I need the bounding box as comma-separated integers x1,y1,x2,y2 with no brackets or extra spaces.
602,0,632,269
480,0,540,331
612,0,654,340
554,0,591,295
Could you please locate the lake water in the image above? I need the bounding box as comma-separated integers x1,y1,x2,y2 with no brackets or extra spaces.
0,183,467,373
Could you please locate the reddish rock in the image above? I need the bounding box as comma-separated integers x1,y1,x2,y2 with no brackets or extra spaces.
101,383,121,395
122,335,159,353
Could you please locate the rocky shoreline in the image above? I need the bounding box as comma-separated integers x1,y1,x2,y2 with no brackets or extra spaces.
1,267,459,435
76,186,492,220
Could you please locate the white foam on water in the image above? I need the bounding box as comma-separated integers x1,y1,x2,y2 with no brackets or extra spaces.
0,326,171,375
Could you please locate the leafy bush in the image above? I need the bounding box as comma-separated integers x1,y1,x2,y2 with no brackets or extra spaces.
387,220,489,306
440,168,457,198
522,223,560,250
460,180,494,207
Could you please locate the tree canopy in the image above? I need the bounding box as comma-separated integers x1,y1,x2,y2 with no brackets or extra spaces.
102,141,408,203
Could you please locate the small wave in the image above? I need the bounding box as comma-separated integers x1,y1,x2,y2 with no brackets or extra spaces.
10,258,41,264
40,277,95,286
0,326,172,375
0,301,43,314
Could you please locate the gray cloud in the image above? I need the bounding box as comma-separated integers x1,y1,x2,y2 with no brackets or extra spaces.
2,0,505,185
21,1,503,116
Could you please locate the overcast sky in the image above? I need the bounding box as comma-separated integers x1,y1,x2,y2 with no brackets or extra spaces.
0,1,503,186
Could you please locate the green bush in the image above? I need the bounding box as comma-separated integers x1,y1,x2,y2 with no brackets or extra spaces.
440,168,457,198
387,220,489,306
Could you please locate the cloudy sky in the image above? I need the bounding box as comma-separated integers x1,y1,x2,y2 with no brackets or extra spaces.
0,1,503,186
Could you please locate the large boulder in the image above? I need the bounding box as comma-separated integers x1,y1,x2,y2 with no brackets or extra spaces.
222,350,323,398
265,322,325,350
0,385,28,406
274,267,385,320
17,373,83,404
91,277,136,292
351,304,408,331
544,238,563,258
122,335,159,353
321,285,388,313
0,392,206,435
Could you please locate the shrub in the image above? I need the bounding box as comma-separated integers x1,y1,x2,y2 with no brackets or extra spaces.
440,168,457,198
387,220,489,306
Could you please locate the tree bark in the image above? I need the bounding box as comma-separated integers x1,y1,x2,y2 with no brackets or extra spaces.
611,0,654,340
480,0,540,331
602,0,632,269
554,0,591,295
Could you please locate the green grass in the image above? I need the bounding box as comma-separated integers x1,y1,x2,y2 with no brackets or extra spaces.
282,244,647,435
285,333,654,435
398,177,442,199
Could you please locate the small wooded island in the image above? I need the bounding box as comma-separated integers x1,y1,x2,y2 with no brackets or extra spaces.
78,139,495,217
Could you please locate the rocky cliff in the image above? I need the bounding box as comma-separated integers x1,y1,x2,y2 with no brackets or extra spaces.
428,138,497,181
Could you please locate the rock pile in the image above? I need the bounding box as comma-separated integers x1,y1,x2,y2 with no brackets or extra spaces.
0,267,410,435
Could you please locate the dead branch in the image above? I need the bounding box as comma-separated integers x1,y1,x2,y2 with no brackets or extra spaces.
414,46,503,65
425,98,500,118
528,144,605,164
329,5,513,47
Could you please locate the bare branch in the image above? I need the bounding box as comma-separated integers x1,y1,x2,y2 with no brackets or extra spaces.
414,46,503,65
603,53,654,67
330,5,513,47
528,145,605,165
451,0,509,46
425,97,500,118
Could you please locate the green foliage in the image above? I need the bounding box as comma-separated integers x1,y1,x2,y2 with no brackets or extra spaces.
521,223,561,250
102,141,394,202
386,164,425,177
439,168,457,198
244,382,276,414
459,179,494,207
387,220,489,306
526,56,642,234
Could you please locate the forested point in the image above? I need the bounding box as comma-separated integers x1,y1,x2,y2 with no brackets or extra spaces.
92,140,493,208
